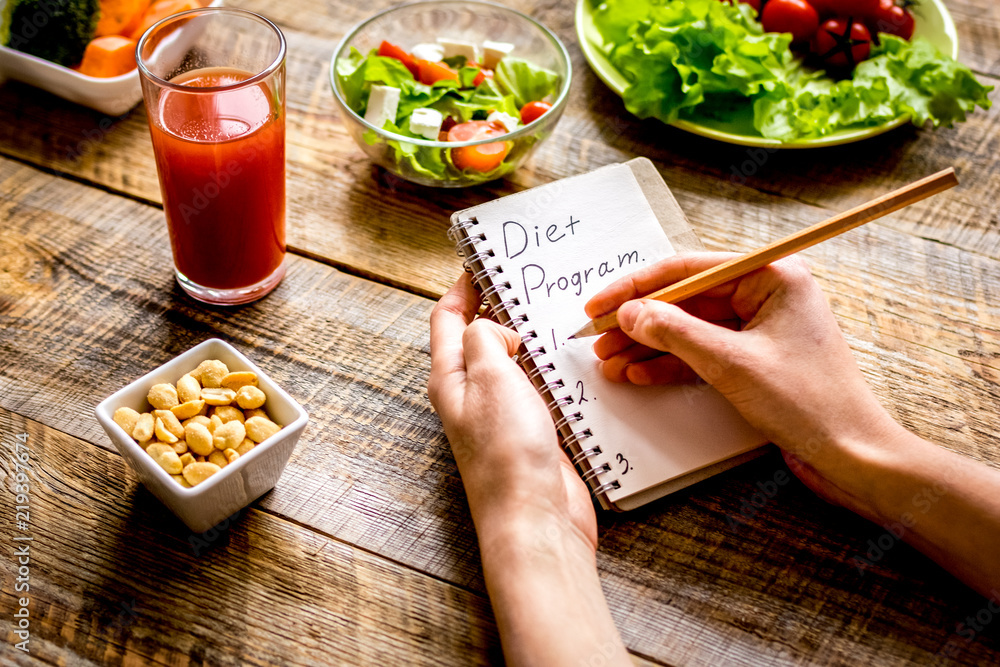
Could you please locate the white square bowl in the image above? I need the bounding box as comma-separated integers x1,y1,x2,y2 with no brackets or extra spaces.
0,0,224,116
95,338,308,532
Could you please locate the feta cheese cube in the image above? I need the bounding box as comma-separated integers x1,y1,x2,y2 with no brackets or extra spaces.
363,85,400,130
411,42,445,62
437,38,480,65
409,108,444,140
487,110,520,133
482,41,514,69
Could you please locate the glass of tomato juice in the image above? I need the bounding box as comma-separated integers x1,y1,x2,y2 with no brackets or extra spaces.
137,8,287,305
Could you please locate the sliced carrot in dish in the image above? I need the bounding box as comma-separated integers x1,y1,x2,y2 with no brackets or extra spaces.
128,0,202,40
95,0,151,37
75,36,139,78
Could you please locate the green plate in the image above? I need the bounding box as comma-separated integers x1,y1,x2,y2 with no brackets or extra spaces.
575,0,959,148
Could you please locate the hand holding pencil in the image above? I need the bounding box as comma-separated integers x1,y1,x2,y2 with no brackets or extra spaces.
571,168,958,339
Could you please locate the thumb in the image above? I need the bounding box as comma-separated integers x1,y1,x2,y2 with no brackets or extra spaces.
463,318,523,371
618,300,741,382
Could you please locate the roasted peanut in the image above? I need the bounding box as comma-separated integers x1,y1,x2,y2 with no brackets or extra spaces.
208,414,224,434
184,422,214,456
243,408,269,421
194,360,229,388
208,450,229,468
153,410,185,439
179,453,196,468
221,371,258,390
113,407,140,436
146,443,182,475
235,385,266,410
244,416,280,443
213,420,246,451
172,474,193,488
201,387,237,406
212,405,244,424
224,448,240,464
183,462,221,486
176,373,201,403
171,441,188,455
182,415,212,429
235,439,255,456
171,399,206,420
147,383,179,410
154,417,179,444
133,412,155,443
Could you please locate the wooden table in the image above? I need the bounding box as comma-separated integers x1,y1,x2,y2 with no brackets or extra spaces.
2,0,999,664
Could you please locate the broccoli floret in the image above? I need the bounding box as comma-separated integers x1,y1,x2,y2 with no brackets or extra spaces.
7,0,99,68
1,1,14,46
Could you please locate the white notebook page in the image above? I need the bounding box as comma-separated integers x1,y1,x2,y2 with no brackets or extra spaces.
465,165,764,504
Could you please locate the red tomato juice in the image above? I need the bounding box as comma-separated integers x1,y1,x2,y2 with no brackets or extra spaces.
148,66,285,291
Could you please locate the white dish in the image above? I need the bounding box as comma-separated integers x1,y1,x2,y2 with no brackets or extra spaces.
0,0,223,116
95,338,308,533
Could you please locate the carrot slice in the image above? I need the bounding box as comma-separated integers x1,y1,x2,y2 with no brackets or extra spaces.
95,0,151,37
415,59,459,86
75,36,139,78
128,0,202,40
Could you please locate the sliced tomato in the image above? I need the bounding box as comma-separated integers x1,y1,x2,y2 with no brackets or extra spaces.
448,121,510,172
472,67,493,87
377,41,418,78
520,100,553,125
416,59,459,85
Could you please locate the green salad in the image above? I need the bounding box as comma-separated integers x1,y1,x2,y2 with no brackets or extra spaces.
335,40,561,183
590,0,993,141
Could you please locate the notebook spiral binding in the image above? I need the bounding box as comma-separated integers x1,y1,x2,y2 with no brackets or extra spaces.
448,216,621,500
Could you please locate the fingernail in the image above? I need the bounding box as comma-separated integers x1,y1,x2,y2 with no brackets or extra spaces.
618,301,643,332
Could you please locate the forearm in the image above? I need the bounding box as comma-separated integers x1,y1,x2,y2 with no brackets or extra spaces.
477,515,630,667
833,428,1000,597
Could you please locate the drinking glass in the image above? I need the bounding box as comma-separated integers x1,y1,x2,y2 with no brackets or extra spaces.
137,8,287,305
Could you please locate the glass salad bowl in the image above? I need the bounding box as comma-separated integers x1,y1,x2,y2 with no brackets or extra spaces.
329,0,572,187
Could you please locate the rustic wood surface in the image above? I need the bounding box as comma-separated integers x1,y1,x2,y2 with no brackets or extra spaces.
1,0,999,664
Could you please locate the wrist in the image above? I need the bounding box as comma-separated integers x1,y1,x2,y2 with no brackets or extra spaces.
794,417,919,523
475,513,629,666
475,503,596,579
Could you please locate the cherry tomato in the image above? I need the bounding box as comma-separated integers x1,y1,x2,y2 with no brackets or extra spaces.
869,0,915,40
829,0,881,15
448,121,510,172
812,16,872,68
472,67,493,87
377,41,419,78
415,59,459,85
761,0,820,43
520,100,553,125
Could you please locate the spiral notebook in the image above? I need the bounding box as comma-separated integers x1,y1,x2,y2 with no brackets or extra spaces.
448,159,767,511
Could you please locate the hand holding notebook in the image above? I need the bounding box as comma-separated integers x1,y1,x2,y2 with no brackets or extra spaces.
448,159,766,510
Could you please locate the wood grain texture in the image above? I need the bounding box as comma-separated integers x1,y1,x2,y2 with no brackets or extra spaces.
3,158,1000,665
0,409,502,666
0,0,997,302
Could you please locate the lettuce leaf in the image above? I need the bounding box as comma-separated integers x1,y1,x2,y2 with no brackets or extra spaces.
494,57,561,108
590,0,992,141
